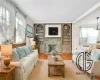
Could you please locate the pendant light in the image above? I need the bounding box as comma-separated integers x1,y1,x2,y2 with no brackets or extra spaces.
96,17,100,30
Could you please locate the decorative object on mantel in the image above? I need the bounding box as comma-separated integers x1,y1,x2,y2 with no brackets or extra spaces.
51,49,58,61
1,44,12,69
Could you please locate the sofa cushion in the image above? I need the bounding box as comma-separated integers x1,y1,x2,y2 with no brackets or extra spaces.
12,49,20,61
91,49,100,61
23,46,31,55
28,45,33,52
16,47,26,59
20,53,36,72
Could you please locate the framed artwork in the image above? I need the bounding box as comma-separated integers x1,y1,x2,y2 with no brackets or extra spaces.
26,24,34,38
45,24,61,37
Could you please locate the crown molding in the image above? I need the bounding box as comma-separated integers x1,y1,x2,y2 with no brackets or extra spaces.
73,1,100,23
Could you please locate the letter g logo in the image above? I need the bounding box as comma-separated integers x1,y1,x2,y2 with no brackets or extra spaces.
76,52,93,72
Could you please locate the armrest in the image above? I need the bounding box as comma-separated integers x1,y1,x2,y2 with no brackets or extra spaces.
91,61,100,76
10,61,21,67
10,61,25,80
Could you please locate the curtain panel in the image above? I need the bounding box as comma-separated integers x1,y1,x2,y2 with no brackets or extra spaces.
0,0,26,44
0,0,15,44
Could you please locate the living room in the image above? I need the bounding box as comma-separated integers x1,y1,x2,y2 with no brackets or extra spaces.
0,0,100,80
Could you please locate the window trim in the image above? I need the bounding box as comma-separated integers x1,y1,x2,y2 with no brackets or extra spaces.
15,17,26,44
79,26,98,46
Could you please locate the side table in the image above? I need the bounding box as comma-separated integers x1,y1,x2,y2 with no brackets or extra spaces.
0,66,15,80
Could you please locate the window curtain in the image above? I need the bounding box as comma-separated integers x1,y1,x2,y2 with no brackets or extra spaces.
80,27,98,45
0,0,15,44
15,7,26,43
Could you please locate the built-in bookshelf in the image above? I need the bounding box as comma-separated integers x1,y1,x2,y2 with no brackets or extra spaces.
62,24,72,53
34,23,72,53
34,24,45,53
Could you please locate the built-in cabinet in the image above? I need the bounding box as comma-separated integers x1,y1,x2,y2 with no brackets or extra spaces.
34,23,72,53
62,24,72,53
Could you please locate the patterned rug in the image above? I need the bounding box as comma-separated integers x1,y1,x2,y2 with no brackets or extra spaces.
27,60,91,80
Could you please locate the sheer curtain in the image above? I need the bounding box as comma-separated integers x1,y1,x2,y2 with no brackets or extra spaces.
0,0,15,44
15,9,26,43
80,27,98,45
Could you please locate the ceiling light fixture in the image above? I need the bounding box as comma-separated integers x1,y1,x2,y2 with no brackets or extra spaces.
96,17,100,30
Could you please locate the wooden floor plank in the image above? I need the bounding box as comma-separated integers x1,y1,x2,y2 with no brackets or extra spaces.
39,53,72,60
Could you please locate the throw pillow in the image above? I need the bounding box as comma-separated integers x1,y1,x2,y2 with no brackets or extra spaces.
16,48,26,59
12,49,20,61
23,46,31,55
91,49,100,61
28,45,33,52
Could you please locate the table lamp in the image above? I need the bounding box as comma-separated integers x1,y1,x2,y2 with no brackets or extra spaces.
31,41,36,49
1,44,12,69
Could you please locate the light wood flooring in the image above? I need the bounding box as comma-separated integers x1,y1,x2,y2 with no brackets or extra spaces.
39,53,72,60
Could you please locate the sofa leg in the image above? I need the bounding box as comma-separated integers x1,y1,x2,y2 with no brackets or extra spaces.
91,76,93,80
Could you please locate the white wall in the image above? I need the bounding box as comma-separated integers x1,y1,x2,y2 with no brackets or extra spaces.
72,7,100,53
26,17,34,45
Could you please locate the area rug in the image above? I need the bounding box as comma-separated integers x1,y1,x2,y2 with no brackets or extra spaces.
27,60,91,80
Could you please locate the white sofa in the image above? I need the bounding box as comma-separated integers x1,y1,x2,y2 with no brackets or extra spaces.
72,48,100,78
12,45,38,80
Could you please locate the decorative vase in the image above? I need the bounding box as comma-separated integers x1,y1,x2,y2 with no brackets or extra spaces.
54,57,58,61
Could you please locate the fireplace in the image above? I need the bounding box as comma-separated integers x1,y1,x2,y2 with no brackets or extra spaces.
48,44,56,52
44,38,62,53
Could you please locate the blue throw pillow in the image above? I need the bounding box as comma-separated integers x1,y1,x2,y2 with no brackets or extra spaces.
91,50,100,61
28,45,33,52
16,47,26,59
12,49,20,61
23,46,31,55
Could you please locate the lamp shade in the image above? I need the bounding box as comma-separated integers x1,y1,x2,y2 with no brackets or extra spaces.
31,41,36,46
1,44,12,56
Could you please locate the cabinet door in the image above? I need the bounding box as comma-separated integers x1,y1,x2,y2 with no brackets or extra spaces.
0,74,6,80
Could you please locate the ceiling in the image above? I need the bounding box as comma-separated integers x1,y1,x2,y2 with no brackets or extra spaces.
14,0,100,23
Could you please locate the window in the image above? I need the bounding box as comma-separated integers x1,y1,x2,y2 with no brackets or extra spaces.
16,17,25,43
80,27,98,45
0,6,10,44
0,6,10,26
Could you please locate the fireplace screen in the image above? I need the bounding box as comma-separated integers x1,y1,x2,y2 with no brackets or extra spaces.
48,44,56,52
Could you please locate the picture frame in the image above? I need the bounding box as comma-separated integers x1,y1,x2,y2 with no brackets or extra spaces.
45,24,61,37
26,24,34,38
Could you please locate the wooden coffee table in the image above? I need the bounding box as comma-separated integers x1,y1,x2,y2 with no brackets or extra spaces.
48,55,65,77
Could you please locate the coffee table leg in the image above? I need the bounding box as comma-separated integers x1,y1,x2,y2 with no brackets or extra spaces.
48,65,50,77
62,66,65,78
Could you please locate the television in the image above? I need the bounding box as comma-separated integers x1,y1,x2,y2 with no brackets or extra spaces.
49,27,58,35
45,25,61,37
